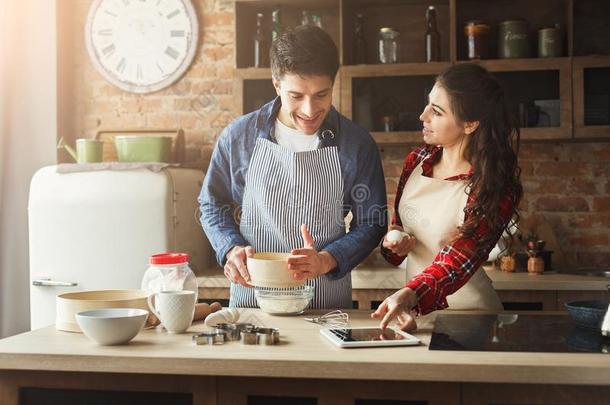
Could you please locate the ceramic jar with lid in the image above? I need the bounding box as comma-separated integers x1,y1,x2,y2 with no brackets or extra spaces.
498,20,530,58
464,21,491,60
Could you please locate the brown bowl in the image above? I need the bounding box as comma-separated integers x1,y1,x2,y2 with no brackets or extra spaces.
56,289,149,333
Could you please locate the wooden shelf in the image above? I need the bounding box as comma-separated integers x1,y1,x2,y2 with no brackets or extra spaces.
341,62,451,78
520,127,571,141
371,128,573,146
372,131,423,145
457,57,571,72
235,67,272,80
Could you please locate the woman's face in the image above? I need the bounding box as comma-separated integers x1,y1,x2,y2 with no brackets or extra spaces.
419,83,470,148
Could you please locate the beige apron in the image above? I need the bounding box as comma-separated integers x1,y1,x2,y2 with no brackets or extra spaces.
398,161,502,311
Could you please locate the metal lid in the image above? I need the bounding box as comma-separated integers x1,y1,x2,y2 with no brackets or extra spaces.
499,19,528,26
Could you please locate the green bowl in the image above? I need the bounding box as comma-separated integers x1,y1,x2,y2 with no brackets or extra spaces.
114,136,172,163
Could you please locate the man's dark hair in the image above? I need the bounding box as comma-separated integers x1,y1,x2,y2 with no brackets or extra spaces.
270,25,339,83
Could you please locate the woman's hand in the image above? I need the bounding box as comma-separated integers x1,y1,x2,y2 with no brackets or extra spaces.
371,287,419,332
382,225,417,256
224,245,256,288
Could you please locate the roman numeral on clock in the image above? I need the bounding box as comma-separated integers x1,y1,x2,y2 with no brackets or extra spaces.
102,44,115,56
116,57,126,73
165,46,180,59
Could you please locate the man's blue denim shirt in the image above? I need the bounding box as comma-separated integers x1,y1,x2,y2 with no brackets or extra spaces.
198,97,387,280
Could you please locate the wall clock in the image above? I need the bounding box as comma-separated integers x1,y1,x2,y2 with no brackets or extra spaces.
85,0,199,94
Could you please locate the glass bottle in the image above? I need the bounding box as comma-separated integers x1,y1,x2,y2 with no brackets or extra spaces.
271,7,282,42
354,13,367,64
425,6,441,62
301,10,311,26
253,13,267,68
312,14,323,29
378,27,400,64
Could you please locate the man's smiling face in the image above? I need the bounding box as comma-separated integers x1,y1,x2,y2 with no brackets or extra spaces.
273,73,334,135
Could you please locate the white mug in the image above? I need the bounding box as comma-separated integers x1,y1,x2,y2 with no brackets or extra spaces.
147,290,196,334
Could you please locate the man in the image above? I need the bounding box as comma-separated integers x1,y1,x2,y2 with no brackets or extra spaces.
199,25,386,308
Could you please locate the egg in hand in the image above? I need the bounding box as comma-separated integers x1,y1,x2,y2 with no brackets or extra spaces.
386,229,408,243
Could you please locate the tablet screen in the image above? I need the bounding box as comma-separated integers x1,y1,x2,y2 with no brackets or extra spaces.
328,328,406,342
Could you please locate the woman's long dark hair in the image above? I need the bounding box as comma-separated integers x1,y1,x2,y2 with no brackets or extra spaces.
436,63,523,251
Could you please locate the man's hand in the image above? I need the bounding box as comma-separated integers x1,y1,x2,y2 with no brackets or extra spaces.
371,287,418,332
287,224,337,280
224,245,256,288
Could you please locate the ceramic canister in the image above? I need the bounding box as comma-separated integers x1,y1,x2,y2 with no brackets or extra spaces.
498,20,530,59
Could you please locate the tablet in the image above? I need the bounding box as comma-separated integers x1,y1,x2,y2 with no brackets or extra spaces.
320,327,421,348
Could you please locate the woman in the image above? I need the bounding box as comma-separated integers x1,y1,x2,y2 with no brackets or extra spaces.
372,63,523,331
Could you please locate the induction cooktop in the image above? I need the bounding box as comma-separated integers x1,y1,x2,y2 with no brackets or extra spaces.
429,314,610,353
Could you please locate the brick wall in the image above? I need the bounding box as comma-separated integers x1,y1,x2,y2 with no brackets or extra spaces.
62,0,609,268
381,143,610,268
64,0,236,165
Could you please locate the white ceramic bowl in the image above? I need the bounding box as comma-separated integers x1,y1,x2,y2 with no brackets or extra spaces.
76,308,148,345
56,289,149,332
247,252,305,288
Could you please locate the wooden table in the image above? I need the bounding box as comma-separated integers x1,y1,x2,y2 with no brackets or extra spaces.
1,310,609,405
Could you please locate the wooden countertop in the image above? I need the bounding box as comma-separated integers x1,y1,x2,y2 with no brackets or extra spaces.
1,310,609,385
197,266,610,291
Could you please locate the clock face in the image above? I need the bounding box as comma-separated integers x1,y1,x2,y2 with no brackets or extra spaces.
85,0,199,94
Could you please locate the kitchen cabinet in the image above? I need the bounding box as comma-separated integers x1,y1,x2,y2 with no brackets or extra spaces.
571,1,610,138
233,0,610,143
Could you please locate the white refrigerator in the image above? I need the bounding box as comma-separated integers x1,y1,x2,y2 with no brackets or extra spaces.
28,166,213,330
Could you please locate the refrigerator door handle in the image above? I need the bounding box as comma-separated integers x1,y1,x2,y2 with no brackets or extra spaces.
32,278,78,287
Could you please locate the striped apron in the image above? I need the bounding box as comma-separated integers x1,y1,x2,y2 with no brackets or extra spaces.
230,136,352,309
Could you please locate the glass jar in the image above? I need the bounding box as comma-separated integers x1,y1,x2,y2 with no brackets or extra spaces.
378,27,400,64
464,21,491,60
141,253,198,301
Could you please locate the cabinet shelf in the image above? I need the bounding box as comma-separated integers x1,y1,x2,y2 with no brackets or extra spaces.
341,62,451,78
573,56,610,138
457,57,571,72
234,0,610,142
372,131,423,145
235,67,272,80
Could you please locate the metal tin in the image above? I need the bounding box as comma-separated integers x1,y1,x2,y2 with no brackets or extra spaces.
240,330,258,345
498,20,530,59
192,331,225,345
235,323,257,334
538,27,562,58
255,328,280,345
215,323,239,341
